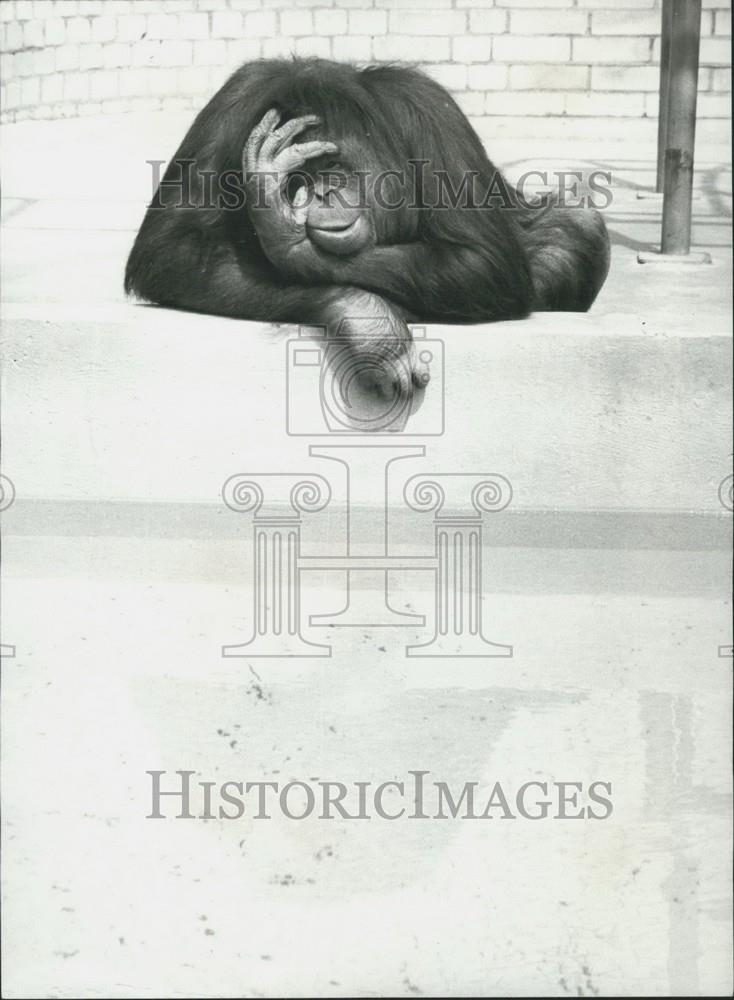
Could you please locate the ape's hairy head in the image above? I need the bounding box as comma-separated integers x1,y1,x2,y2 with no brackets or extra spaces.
137,57,609,318
186,57,503,256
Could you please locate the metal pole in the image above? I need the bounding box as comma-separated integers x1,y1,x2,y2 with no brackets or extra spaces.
661,0,702,255
656,0,673,192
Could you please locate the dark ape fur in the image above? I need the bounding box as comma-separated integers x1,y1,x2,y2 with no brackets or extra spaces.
125,58,609,328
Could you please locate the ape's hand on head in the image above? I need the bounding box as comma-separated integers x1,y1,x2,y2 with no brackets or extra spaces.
244,109,340,272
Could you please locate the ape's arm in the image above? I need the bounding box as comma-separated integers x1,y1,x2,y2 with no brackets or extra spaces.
280,239,532,324
124,205,415,390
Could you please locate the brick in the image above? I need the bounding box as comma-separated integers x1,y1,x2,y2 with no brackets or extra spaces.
15,1,33,18
31,50,53,76
244,11,277,35
294,35,332,57
698,67,713,90
422,63,468,91
467,64,508,90
41,73,64,103
280,9,313,34
0,54,13,81
14,50,34,75
52,2,77,12
699,10,715,34
261,37,296,58
591,10,659,34
3,81,20,109
179,12,209,39
44,18,66,45
348,10,387,34
66,17,91,43
177,65,211,94
710,68,731,92
146,13,179,39
714,9,731,34
314,9,347,34
119,68,149,96
565,91,646,116
468,9,508,34
4,21,23,50
117,15,147,42
510,64,588,89
700,37,731,64
193,39,226,64
491,0,573,6
79,42,104,69
572,36,651,62
23,18,45,48
159,40,194,66
332,34,372,62
576,0,655,7
452,35,493,62
129,96,162,112
227,38,262,63
510,10,587,34
376,0,453,7
212,11,243,38
488,90,566,116
455,90,484,116
55,43,80,70
389,10,465,35
132,40,165,66
373,34,450,60
696,93,732,117
89,68,118,99
35,47,55,74
494,35,571,62
230,0,264,8
77,1,103,12
90,14,116,42
0,4,15,23
591,65,659,91
20,75,40,105
63,70,89,100
148,67,178,95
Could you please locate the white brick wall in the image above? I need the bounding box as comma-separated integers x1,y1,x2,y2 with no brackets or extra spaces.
0,0,730,146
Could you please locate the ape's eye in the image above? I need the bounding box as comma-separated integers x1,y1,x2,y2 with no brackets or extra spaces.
286,173,312,204
319,167,348,190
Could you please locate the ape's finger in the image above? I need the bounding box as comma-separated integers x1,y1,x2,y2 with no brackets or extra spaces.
277,141,339,171
244,108,281,170
261,115,321,159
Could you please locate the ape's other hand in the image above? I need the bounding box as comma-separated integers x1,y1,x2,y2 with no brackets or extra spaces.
244,109,338,269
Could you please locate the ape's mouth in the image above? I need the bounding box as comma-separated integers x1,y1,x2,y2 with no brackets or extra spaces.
307,217,367,256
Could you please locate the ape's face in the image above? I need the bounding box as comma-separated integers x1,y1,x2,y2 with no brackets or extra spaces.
301,168,373,257
285,132,396,257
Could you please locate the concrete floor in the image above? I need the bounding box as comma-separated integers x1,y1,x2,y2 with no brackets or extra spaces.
1,113,732,998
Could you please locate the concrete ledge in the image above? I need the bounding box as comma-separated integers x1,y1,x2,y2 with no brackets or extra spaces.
1,302,731,524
